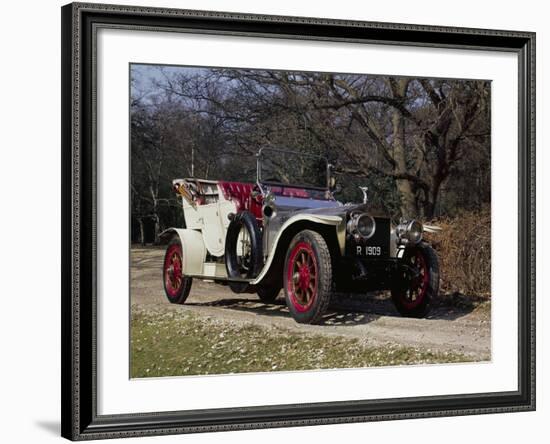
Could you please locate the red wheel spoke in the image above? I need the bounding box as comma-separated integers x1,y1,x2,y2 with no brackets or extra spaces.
398,249,430,310
164,244,186,298
287,242,318,313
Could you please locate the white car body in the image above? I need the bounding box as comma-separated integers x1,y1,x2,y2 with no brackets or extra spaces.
160,178,343,285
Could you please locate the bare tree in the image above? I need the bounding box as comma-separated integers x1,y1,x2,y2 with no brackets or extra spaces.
201,69,490,217
130,65,491,243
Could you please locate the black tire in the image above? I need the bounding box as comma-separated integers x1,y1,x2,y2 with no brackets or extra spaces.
257,285,281,303
283,230,332,324
225,211,263,293
391,243,439,318
163,237,193,304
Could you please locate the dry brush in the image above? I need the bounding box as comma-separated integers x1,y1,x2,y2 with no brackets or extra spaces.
424,207,491,298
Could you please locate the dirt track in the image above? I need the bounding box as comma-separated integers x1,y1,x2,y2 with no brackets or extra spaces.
131,247,491,361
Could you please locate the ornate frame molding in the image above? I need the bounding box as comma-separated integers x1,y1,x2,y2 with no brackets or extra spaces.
61,2,535,440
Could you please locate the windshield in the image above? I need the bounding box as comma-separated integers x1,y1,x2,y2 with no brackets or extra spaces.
257,148,329,189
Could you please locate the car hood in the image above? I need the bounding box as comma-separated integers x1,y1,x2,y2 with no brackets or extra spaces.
295,202,368,219
271,195,374,220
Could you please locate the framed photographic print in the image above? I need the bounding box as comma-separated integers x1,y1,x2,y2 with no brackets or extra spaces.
61,2,535,440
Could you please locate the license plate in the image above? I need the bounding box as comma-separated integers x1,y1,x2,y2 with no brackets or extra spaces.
356,245,382,256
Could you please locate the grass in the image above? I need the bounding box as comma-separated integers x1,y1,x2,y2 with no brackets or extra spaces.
130,307,473,378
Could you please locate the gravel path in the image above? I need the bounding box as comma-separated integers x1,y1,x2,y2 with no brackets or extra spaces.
131,247,491,361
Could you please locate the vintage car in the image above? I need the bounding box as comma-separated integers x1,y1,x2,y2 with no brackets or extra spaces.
161,148,440,324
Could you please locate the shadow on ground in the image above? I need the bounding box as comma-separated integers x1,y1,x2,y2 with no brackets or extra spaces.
186,292,481,326
187,298,382,326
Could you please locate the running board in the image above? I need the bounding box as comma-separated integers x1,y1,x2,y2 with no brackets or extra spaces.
186,261,253,283
186,274,253,283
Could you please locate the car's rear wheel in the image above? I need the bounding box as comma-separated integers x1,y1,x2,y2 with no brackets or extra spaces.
163,237,193,304
283,230,332,324
391,243,439,317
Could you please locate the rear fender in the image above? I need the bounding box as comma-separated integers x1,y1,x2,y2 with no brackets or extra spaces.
159,228,206,275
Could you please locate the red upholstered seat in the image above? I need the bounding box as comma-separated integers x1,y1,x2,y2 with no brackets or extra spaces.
218,181,263,221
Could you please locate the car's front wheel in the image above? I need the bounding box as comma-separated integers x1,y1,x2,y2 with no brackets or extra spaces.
163,237,193,304
391,243,439,317
283,230,332,324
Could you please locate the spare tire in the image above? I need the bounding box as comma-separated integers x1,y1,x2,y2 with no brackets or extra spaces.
225,211,263,293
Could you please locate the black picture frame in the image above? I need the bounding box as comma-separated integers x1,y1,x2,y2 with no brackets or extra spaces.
61,2,536,440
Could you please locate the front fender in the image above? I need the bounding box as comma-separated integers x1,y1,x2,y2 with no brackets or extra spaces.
251,214,344,285
159,228,206,275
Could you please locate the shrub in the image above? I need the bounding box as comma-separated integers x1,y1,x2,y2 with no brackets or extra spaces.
423,207,491,298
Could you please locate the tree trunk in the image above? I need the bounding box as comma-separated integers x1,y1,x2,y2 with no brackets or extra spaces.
153,214,160,245
422,176,443,219
396,179,416,217
138,218,145,246
423,193,437,219
389,79,417,217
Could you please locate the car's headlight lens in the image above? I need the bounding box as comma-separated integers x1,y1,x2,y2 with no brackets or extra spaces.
407,220,423,244
396,220,423,244
347,213,376,239
356,214,376,238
